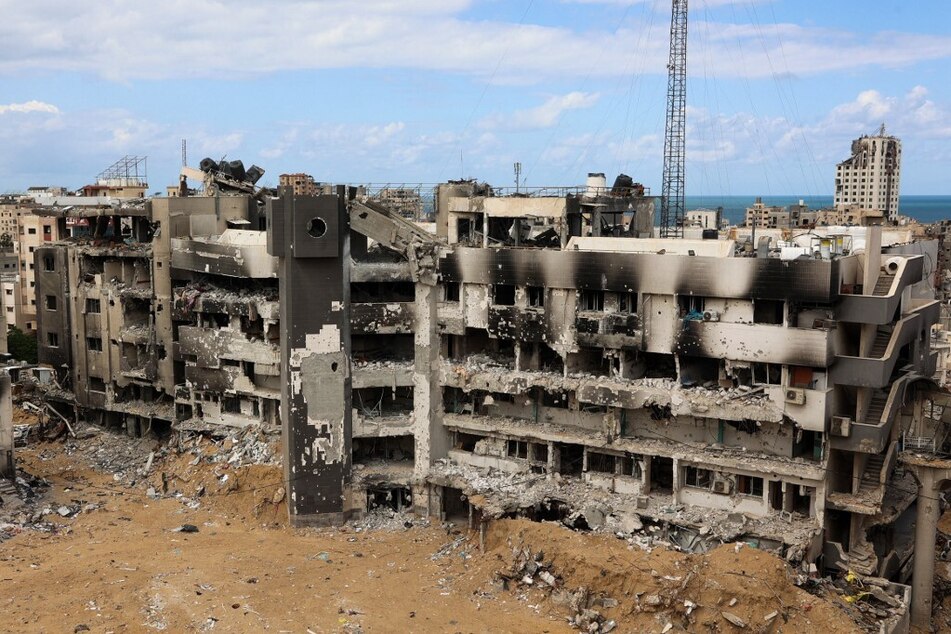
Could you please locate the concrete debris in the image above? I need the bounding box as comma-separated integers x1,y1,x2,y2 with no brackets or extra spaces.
721,611,747,628
429,460,817,555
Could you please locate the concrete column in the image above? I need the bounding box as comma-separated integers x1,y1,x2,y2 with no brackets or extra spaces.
268,189,353,527
0,375,13,478
912,467,940,630
413,281,447,510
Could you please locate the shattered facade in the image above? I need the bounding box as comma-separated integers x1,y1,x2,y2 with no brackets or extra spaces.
34,196,280,437
29,179,947,627
261,181,940,590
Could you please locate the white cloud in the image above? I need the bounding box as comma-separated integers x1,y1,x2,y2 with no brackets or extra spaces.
0,100,59,115
0,2,947,82
480,92,601,130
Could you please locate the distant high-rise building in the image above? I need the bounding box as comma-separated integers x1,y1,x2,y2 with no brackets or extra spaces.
834,125,901,220
279,173,320,197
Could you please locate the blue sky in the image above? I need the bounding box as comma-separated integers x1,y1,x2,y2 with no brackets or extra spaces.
0,0,949,195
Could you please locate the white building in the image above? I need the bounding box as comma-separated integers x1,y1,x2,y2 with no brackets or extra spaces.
834,125,901,220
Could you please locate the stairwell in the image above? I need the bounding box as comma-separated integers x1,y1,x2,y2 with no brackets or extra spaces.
868,329,892,358
858,452,886,495
872,273,894,296
862,392,888,426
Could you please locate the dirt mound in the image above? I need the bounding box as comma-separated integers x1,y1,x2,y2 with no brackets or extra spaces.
481,519,859,632
147,449,286,524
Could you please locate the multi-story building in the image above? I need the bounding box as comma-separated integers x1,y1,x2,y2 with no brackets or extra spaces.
279,173,320,197
261,181,938,583
834,126,902,220
34,196,275,435
33,177,943,625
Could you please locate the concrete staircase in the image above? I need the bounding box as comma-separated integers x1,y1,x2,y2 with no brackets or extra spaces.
872,274,894,296
869,329,892,358
862,392,888,426
858,452,886,495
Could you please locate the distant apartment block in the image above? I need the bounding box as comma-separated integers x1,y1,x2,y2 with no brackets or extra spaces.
834,126,901,220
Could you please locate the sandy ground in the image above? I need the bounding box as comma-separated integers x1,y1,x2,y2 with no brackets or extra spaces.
1,435,864,633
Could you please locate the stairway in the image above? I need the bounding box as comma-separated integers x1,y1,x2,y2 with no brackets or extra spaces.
869,329,892,358
858,453,886,494
862,392,888,425
872,274,894,296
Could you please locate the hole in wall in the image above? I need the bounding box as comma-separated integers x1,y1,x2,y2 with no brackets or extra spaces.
331,362,338,372
307,217,327,238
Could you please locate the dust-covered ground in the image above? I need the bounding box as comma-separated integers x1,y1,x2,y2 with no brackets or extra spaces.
0,426,869,633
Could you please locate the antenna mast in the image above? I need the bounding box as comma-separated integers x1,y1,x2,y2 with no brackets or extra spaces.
660,0,688,238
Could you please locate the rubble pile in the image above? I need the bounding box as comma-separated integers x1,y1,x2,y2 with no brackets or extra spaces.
483,519,863,633
495,544,618,633
430,459,819,558
0,470,53,542
351,506,431,532
181,426,281,468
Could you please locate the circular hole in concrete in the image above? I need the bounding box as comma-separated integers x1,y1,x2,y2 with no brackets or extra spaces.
307,216,327,238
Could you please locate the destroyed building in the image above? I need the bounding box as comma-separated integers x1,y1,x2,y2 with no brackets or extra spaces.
29,174,948,625
33,194,278,434
263,178,940,583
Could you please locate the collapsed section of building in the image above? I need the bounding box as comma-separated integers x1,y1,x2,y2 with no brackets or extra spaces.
30,175,949,627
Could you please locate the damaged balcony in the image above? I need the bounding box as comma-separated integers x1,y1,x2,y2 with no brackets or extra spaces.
172,285,280,324
352,386,415,438
575,310,643,349
831,299,940,388
678,321,834,367
441,356,787,425
352,435,415,488
350,303,414,335
170,229,278,278
837,256,923,325
351,359,414,389
442,412,826,484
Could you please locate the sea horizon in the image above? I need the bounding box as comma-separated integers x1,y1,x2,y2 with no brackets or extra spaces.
682,194,951,225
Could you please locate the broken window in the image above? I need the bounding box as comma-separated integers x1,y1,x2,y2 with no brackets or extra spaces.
87,337,103,352
45,295,56,310
86,298,101,313
678,294,705,316
618,291,637,314
222,396,241,414
683,466,713,489
558,443,585,476
531,443,548,463
43,256,55,272
650,456,674,492
443,282,460,302
527,286,545,308
753,299,784,325
737,475,764,497
493,284,516,306
506,439,528,459
751,362,782,386
454,432,484,452
579,289,604,311
587,452,615,473
46,332,59,347
89,377,106,393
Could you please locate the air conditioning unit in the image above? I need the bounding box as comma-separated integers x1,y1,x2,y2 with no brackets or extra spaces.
702,310,720,322
712,480,729,494
784,388,806,405
830,415,852,437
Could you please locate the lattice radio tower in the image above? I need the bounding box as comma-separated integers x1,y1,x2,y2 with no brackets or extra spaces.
659,0,687,238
